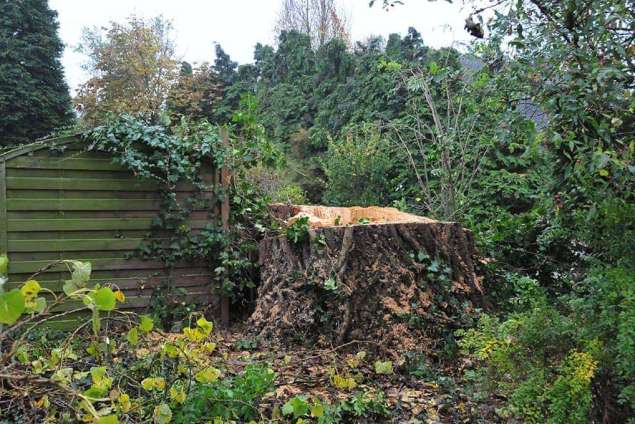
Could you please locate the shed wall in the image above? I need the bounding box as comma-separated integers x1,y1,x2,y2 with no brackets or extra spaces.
0,141,218,325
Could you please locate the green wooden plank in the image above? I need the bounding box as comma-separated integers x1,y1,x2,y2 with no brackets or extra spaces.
0,161,7,253
8,238,144,252
7,168,133,179
7,156,124,171
7,198,160,211
7,190,161,200
5,274,212,292
6,177,157,191
8,258,171,274
7,218,209,232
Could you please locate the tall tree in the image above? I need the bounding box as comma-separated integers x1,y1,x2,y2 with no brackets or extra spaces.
166,61,223,121
74,15,178,126
0,0,73,146
275,0,350,48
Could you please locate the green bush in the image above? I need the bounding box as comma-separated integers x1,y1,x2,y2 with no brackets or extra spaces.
322,124,401,206
458,267,635,423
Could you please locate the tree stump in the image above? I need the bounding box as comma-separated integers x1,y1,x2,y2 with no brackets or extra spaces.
249,205,482,355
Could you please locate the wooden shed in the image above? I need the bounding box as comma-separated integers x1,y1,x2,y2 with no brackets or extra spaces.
0,137,220,323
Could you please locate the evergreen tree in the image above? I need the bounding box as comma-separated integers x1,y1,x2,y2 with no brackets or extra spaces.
0,0,73,146
213,44,237,85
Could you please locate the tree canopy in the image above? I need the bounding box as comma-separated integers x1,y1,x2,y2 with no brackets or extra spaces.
0,0,73,146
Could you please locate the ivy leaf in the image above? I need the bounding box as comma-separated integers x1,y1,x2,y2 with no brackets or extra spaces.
0,289,25,324
91,287,116,311
138,315,154,333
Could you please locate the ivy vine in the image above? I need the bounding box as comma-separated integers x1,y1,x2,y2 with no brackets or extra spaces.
84,112,277,317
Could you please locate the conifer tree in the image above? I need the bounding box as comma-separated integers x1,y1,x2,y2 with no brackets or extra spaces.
0,0,73,146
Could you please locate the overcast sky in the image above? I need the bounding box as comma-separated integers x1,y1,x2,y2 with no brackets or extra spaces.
48,0,476,92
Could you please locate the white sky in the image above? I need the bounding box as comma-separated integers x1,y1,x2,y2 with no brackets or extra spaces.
49,0,476,92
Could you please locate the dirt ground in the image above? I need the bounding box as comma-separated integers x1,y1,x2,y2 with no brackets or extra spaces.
216,327,502,423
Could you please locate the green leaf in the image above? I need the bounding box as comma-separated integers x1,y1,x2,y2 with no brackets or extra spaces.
196,316,213,335
96,416,119,424
0,289,25,324
127,327,139,346
153,403,172,424
91,287,116,311
374,360,394,375
32,297,47,314
138,315,154,333
62,279,80,296
282,396,310,418
69,260,91,284
0,255,8,275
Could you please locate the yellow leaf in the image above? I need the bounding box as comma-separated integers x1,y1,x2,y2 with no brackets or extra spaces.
196,316,213,335
141,377,165,391
331,374,357,390
33,394,49,408
183,327,205,343
114,290,126,303
20,280,41,300
118,393,131,413
169,385,187,404
195,367,221,384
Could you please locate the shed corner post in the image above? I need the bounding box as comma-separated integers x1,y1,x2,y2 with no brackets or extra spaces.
0,159,7,354
0,159,7,256
219,127,231,328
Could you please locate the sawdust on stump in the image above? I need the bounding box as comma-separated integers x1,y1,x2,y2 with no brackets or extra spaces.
249,205,482,357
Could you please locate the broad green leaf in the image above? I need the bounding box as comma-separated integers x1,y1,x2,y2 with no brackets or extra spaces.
196,316,213,335
91,287,116,311
282,396,310,418
153,403,172,424
96,416,119,424
0,289,25,324
138,315,154,333
62,279,81,296
127,327,139,346
69,260,91,284
32,297,46,313
310,402,325,418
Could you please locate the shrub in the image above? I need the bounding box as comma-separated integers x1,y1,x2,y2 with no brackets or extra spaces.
458,268,635,423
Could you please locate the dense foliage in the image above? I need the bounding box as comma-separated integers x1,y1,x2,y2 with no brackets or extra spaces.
1,0,634,422
0,0,74,146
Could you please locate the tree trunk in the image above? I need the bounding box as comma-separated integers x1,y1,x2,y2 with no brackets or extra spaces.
249,205,482,356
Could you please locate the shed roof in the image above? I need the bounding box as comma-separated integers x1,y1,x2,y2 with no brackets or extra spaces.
0,135,81,162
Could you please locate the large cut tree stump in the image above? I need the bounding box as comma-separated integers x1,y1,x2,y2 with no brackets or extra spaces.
249,205,482,354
